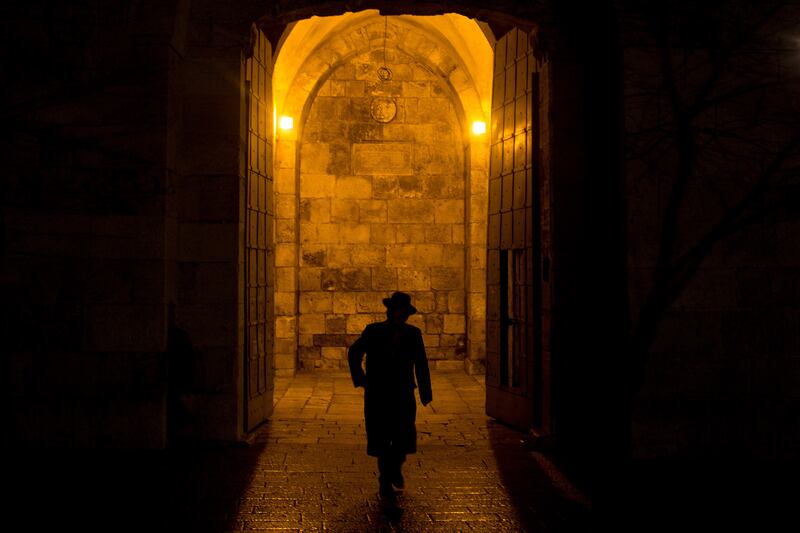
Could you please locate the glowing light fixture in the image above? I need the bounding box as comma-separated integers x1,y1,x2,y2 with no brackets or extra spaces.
279,116,294,130
472,121,486,135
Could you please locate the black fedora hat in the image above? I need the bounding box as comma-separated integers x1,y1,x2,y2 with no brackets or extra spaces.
382,291,417,315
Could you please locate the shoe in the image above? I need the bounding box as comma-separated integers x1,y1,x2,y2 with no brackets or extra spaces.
379,481,396,500
391,472,404,489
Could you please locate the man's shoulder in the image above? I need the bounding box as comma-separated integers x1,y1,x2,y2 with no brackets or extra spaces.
405,324,422,335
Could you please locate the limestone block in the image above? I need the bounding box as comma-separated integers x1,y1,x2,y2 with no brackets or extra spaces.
398,175,425,198
336,176,372,199
423,334,441,347
444,314,466,333
358,200,388,222
417,98,451,122
276,219,295,243
313,333,349,347
425,314,444,334
334,293,357,314
434,200,464,223
275,168,296,194
275,244,297,267
300,246,326,267
402,81,429,97
339,223,371,244
299,198,331,222
277,141,296,170
300,222,338,244
442,246,465,268
469,268,487,290
370,224,396,244
372,176,397,198
372,267,398,290
321,269,340,291
326,314,347,333
407,314,425,330
340,268,371,290
470,195,488,221
275,194,296,219
424,174,451,199
435,291,450,312
327,246,352,267
328,143,352,174
275,338,296,355
299,292,333,313
322,347,347,360
275,352,297,370
357,292,386,313
275,316,296,338
346,80,366,97
275,291,297,315
316,223,340,243
298,334,314,347
436,360,466,372
299,346,321,361
469,292,486,316
448,292,466,314
347,314,373,334
300,173,335,198
299,268,321,291
398,268,431,290
426,347,445,360
386,244,415,267
470,223,487,245
388,199,435,223
300,143,330,174
463,358,484,375
396,224,426,243
332,198,359,223
468,343,486,360
414,245,445,267
470,248,486,269
330,80,346,96
351,245,384,266
441,334,460,347
469,319,486,339
452,224,465,244
412,292,436,313
299,314,326,334
425,224,452,243
432,268,464,289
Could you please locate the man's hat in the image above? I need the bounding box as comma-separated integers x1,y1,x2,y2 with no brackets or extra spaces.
382,291,417,315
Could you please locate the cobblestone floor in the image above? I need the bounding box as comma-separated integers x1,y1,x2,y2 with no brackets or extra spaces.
175,371,594,532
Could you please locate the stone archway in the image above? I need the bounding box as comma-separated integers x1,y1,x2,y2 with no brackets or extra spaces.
270,12,492,375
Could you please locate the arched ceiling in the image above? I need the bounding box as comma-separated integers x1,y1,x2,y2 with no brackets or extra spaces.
273,10,494,121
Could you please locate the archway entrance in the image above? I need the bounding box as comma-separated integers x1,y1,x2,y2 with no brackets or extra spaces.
240,9,554,444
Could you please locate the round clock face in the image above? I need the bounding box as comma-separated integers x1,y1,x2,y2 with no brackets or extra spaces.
370,97,397,123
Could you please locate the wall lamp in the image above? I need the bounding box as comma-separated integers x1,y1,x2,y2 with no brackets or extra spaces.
279,116,294,130
472,121,486,135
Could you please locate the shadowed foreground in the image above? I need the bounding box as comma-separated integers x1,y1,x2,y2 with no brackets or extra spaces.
5,371,593,532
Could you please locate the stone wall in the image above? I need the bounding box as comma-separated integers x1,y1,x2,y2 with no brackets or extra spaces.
295,50,467,370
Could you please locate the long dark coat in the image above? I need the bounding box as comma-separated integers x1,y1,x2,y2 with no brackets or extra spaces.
348,320,432,457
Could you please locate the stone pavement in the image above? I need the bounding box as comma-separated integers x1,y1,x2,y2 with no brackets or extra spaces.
174,371,594,532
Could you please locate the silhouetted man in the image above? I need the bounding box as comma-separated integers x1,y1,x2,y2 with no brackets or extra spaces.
348,291,433,499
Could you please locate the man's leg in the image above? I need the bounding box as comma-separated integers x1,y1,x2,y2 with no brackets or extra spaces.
389,445,406,489
377,454,396,499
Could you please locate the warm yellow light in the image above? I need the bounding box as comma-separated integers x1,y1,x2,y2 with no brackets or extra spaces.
472,121,486,135
279,116,294,130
